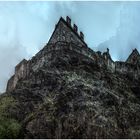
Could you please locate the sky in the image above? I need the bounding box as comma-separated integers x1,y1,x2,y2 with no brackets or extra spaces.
0,1,140,92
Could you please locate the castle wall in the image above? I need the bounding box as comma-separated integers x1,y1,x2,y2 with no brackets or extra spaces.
6,41,140,92
6,59,29,92
114,61,140,79
96,53,140,75
6,75,18,92
30,42,97,72
107,59,115,72
15,59,28,79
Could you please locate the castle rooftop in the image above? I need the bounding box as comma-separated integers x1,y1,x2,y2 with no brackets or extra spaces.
48,16,87,47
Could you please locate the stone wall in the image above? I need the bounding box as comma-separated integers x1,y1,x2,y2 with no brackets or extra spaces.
15,59,29,79
48,18,87,47
30,41,98,71
31,41,140,76
126,49,140,65
6,75,17,92
102,51,115,72
6,41,140,92
6,59,29,92
115,61,139,75
7,40,140,92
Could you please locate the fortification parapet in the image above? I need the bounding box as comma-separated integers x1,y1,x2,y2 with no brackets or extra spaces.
48,16,87,47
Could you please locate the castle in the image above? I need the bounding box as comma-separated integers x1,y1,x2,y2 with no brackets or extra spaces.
6,16,140,92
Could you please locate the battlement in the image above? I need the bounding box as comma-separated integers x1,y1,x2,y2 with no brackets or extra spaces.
66,16,84,41
48,16,87,47
66,16,71,26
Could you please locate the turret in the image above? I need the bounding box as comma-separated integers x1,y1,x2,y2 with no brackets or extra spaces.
107,48,109,54
66,16,71,26
48,16,87,47
73,24,78,33
126,48,140,64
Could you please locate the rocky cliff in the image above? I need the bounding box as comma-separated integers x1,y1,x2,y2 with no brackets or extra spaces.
1,16,140,138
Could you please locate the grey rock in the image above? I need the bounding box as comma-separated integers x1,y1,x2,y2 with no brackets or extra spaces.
1,16,140,138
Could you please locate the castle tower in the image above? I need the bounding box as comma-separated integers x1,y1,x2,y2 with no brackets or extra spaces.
126,48,140,64
48,16,87,47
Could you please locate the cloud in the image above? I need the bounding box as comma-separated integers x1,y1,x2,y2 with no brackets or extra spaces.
98,2,140,61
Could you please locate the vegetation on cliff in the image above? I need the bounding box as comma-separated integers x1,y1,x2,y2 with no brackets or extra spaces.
1,16,140,138
0,96,22,138
1,49,140,138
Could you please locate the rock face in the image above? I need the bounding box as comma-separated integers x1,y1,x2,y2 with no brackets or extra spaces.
2,16,140,138
6,59,29,92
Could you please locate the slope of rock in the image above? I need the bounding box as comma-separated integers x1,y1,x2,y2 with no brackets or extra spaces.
2,47,140,138
1,16,140,138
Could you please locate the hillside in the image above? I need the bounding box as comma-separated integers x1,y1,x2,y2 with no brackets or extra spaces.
1,16,140,138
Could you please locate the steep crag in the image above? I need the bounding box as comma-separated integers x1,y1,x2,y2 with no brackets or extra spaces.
1,16,140,138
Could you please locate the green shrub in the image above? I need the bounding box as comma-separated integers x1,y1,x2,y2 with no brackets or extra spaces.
0,118,22,139
0,96,22,138
0,96,16,117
